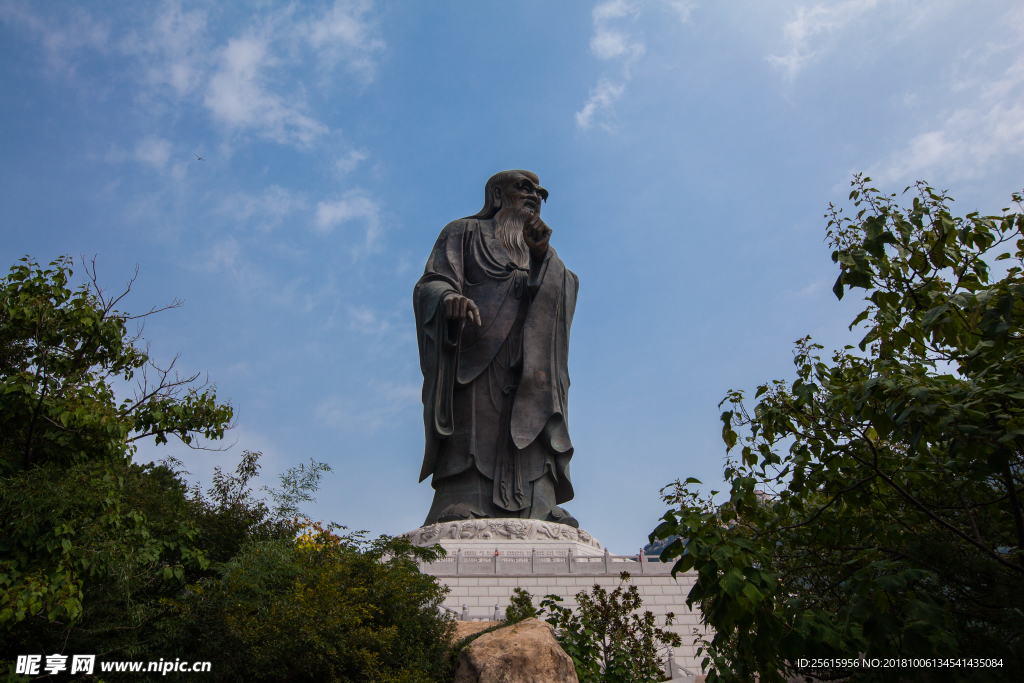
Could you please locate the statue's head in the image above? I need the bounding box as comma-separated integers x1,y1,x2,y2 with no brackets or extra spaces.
469,170,548,220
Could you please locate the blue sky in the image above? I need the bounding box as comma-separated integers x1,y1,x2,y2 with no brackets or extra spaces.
2,0,1023,553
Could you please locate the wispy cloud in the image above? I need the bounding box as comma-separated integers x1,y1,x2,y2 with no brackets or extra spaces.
207,236,241,270
576,0,692,131
872,86,1024,185
348,305,394,335
315,381,420,433
4,1,386,151
0,1,109,74
202,1,385,145
590,0,644,61
766,0,880,81
200,234,314,309
300,0,386,83
576,79,626,131
663,0,697,24
576,1,644,131
336,149,369,174
314,191,381,254
121,1,209,97
217,185,308,232
871,7,1024,184
205,35,328,146
134,135,173,169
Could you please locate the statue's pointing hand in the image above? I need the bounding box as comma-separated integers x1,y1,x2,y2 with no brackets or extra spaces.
523,214,551,260
444,294,482,326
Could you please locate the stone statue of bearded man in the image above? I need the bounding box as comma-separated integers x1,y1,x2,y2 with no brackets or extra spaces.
414,170,579,527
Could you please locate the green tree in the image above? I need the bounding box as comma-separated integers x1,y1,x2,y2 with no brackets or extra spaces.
539,572,681,683
0,257,457,682
1,256,232,633
652,179,1024,682
162,531,453,683
503,587,538,624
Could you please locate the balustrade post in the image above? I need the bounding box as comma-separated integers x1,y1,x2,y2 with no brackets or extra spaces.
603,547,610,574
567,547,574,574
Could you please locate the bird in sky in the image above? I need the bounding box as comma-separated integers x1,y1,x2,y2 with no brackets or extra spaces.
195,154,203,161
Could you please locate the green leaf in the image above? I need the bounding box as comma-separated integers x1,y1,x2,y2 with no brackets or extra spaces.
741,582,764,605
833,273,845,300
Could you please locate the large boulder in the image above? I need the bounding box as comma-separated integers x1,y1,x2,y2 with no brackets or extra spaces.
454,620,500,642
454,618,578,683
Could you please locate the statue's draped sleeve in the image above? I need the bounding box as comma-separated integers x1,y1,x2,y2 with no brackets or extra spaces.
413,220,470,483
516,248,578,504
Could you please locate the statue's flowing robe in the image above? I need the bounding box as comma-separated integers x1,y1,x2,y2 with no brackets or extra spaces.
414,218,577,521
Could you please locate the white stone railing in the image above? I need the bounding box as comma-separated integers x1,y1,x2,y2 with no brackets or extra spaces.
419,547,676,575
404,519,604,552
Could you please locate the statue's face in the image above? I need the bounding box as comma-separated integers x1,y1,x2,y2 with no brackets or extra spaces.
498,176,543,217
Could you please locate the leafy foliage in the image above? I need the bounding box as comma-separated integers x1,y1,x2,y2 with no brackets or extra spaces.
162,531,454,683
0,257,231,474
652,178,1024,682
0,257,457,682
1,257,231,632
503,587,538,624
539,572,681,683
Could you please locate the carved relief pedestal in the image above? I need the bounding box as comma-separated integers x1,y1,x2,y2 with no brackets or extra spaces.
402,519,605,558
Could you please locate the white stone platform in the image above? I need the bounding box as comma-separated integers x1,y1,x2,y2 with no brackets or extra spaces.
401,518,605,557
418,554,708,678
402,519,710,676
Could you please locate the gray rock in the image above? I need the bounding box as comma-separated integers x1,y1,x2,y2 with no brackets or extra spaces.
454,618,578,683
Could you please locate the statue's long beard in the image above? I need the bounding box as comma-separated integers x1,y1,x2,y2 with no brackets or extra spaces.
493,206,532,269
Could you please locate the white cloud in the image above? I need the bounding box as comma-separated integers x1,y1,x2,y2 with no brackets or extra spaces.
336,149,369,174
207,237,240,270
121,1,209,97
205,35,328,146
872,8,1024,184
662,0,697,24
3,2,386,152
198,237,306,308
874,99,1024,184
134,135,172,169
301,0,386,83
591,29,641,60
218,185,307,232
316,382,419,433
766,0,880,81
347,304,401,336
0,2,109,74
593,0,634,23
589,1,644,62
201,3,386,145
314,191,381,252
576,0,652,131
576,79,626,131
170,161,188,181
